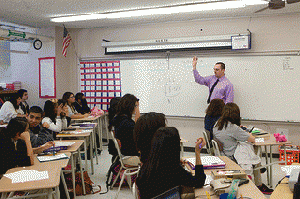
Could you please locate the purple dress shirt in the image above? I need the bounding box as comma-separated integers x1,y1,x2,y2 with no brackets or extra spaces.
193,69,234,104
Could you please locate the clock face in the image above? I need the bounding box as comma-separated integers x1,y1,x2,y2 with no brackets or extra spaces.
33,39,42,50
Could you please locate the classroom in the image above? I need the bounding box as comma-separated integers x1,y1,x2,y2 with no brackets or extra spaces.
0,0,300,198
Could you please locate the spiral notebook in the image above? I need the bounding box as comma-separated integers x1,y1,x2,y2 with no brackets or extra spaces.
186,156,226,170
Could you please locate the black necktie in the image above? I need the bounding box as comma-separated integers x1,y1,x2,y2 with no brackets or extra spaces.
207,79,219,104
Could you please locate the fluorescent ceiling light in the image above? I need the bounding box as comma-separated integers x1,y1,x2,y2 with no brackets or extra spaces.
51,0,267,23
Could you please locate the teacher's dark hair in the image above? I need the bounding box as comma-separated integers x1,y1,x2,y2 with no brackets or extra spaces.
116,94,139,119
205,99,225,117
216,62,225,70
134,112,166,163
215,103,241,130
137,127,181,183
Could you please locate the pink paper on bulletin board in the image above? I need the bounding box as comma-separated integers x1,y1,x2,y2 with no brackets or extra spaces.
39,57,56,98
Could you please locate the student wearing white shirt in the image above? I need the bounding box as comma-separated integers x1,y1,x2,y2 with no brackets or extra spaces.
0,94,25,124
62,92,89,119
42,99,68,132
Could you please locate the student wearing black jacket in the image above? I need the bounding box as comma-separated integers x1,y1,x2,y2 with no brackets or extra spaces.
74,92,91,114
136,127,206,199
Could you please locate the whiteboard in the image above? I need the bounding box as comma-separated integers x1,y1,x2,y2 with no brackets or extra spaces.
120,56,300,122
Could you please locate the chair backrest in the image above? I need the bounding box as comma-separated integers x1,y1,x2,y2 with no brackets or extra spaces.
151,186,181,199
203,130,212,155
211,140,221,156
110,131,126,168
132,182,140,199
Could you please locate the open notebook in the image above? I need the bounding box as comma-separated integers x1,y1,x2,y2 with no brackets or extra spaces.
186,156,225,170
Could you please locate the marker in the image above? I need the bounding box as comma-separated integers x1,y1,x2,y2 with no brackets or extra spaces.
199,143,202,149
205,191,211,199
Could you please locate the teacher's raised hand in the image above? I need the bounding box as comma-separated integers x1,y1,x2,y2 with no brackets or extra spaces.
193,56,198,70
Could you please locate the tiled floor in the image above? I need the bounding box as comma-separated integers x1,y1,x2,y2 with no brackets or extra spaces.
77,146,286,199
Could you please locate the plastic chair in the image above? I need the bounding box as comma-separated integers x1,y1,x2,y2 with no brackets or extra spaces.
211,140,221,156
110,131,140,199
203,130,213,155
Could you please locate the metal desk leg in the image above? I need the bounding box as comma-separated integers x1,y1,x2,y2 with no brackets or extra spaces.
93,127,98,165
55,186,60,199
84,137,88,172
98,117,103,150
47,188,53,199
1,192,8,199
284,144,287,165
180,142,184,158
264,146,270,186
61,170,70,199
90,135,94,175
77,150,86,195
71,154,76,199
270,146,273,188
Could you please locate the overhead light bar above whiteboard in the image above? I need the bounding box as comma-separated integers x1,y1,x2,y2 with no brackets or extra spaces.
102,33,251,54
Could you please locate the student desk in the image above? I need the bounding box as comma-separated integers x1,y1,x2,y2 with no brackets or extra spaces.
194,156,266,199
270,177,293,199
0,153,71,199
58,140,85,198
57,130,95,174
254,136,291,188
72,115,103,151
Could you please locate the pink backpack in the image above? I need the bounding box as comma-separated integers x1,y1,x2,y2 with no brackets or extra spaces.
90,106,104,117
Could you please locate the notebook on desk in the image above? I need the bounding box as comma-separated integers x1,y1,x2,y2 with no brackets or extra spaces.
186,156,226,170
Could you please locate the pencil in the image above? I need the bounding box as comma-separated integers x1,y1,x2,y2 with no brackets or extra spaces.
205,191,211,199
240,194,243,199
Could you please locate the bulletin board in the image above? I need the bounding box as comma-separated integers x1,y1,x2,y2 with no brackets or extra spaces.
39,57,56,98
79,61,121,111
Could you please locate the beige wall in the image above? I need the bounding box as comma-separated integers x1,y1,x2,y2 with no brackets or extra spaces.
55,13,300,151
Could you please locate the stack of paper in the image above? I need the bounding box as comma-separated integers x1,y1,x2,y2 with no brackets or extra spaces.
186,156,226,170
37,153,69,162
4,170,49,183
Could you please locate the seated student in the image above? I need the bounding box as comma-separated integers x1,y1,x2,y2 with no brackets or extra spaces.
17,89,29,115
42,99,68,133
74,92,91,114
0,117,34,175
107,97,121,161
204,98,225,142
27,106,55,148
136,127,206,199
0,93,25,124
133,112,166,163
213,103,273,194
62,92,89,119
112,94,140,161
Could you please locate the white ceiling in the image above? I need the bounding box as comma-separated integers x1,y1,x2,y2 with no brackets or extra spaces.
0,0,300,29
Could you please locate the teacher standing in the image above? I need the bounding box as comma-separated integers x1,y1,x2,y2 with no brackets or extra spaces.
193,56,234,104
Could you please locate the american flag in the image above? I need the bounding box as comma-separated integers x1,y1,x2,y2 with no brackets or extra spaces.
62,26,71,57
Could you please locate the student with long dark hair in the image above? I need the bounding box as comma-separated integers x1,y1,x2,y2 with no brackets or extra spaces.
0,117,34,175
42,99,68,132
0,93,24,124
136,127,206,198
62,92,89,119
133,112,166,163
204,98,225,141
112,94,140,157
74,92,91,114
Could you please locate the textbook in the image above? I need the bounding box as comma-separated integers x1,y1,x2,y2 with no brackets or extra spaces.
71,123,96,129
37,153,69,162
186,156,226,170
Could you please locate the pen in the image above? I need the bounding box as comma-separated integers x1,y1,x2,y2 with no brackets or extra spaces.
199,143,202,149
205,191,211,199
